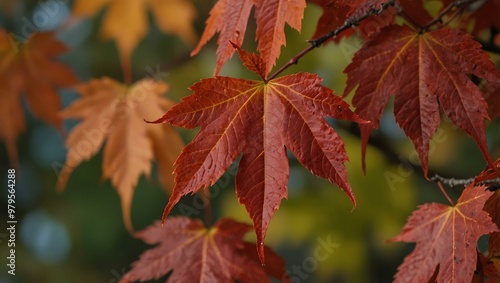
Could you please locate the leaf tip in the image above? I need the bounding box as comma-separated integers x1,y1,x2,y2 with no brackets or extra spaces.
145,113,169,124
257,241,266,265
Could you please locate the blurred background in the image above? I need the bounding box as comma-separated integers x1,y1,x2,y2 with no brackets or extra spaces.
0,1,499,282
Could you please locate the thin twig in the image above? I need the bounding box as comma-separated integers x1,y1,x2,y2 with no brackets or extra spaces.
266,0,397,81
421,0,483,31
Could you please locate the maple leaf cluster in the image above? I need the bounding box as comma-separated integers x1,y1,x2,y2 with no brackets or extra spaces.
2,0,500,282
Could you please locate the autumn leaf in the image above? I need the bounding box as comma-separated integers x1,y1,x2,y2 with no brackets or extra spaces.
343,24,500,175
151,44,364,262
119,217,290,283
473,251,500,283
191,0,306,76
57,77,183,232
389,185,499,283
191,0,253,75
474,159,500,265
484,190,500,261
483,81,500,120
0,30,77,165
72,0,197,74
336,0,432,26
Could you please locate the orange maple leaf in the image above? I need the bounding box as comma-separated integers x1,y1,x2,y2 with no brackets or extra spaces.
120,217,290,283
72,0,197,75
57,77,184,232
0,30,77,165
191,0,306,76
151,44,365,262
344,24,500,175
390,185,499,283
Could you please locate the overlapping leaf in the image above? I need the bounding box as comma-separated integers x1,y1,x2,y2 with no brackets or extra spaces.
390,185,499,283
191,0,306,76
474,160,500,265
473,252,500,283
344,24,500,174
57,77,184,231
119,217,289,283
191,0,253,75
152,44,364,261
72,0,197,71
0,30,77,165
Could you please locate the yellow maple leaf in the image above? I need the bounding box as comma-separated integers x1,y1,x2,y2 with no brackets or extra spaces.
72,0,197,75
57,77,184,232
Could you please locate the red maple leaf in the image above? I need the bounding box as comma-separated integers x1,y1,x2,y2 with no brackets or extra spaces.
119,217,289,283
151,43,364,261
484,190,500,260
191,0,306,76
343,24,500,174
473,251,500,283
57,78,183,232
389,185,499,283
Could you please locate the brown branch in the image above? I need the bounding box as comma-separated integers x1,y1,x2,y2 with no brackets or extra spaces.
430,173,500,190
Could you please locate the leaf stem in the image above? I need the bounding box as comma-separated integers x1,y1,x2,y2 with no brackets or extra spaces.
266,0,397,81
437,181,455,206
